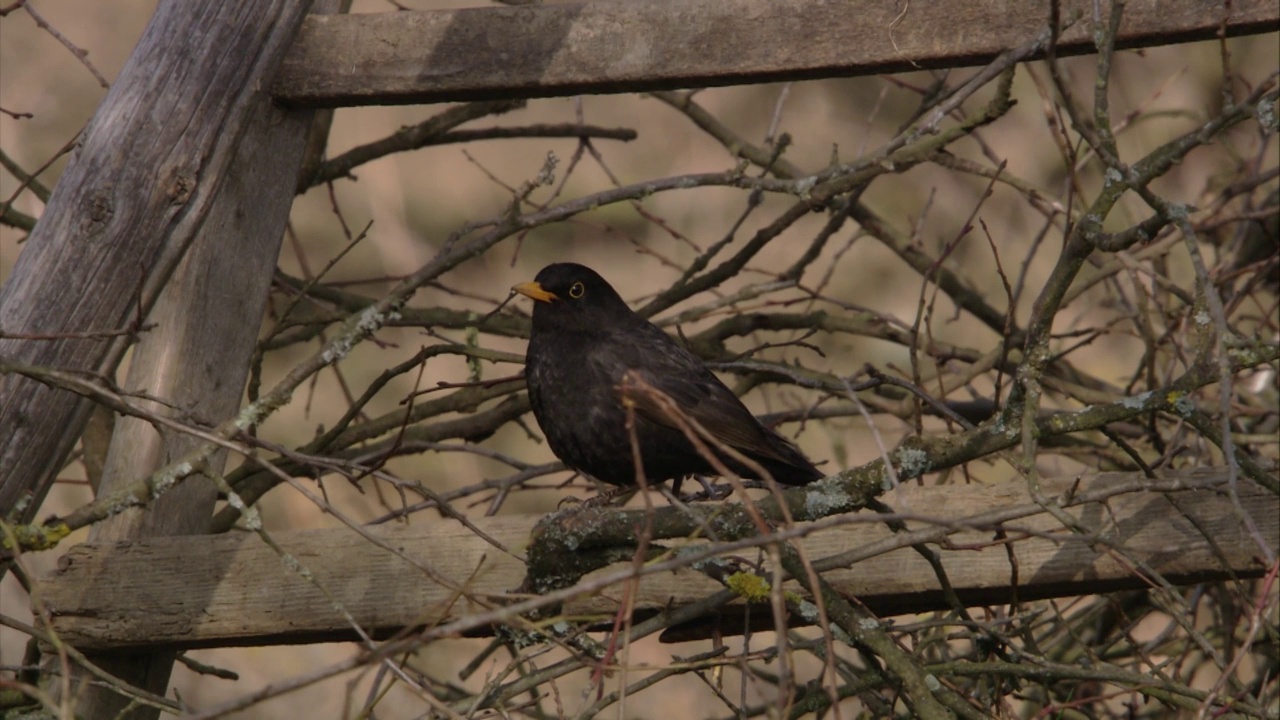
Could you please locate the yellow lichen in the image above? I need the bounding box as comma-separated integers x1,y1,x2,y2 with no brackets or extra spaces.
1,520,71,552
727,571,772,601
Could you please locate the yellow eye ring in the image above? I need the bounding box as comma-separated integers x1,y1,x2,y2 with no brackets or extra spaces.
568,282,585,299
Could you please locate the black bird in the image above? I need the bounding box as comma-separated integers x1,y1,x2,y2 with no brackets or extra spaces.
513,262,823,490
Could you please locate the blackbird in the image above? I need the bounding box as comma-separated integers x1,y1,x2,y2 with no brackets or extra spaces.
513,262,822,489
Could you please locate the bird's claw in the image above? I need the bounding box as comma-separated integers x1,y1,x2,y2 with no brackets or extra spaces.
675,475,732,502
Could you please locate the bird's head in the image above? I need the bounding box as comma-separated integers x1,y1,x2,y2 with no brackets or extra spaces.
512,263,631,332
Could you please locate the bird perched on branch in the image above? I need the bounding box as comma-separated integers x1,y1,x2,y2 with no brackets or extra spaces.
513,262,822,491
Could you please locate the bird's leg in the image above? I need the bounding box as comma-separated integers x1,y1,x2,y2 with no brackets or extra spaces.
691,475,715,499
674,475,731,502
695,475,720,497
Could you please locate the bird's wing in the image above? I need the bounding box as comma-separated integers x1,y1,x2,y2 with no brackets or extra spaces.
598,324,793,464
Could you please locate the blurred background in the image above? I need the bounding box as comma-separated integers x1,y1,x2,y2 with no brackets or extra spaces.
2,1,1276,717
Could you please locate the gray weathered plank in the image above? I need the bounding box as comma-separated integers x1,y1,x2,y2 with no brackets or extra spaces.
0,3,311,523
273,0,1280,107
0,2,344,718
40,468,1278,650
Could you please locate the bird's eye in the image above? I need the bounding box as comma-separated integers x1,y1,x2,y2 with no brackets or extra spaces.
569,282,585,299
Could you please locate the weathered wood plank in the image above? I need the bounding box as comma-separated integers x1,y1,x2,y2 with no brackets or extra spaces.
0,2,317,522
273,0,1280,107
4,3,347,719
40,468,1277,651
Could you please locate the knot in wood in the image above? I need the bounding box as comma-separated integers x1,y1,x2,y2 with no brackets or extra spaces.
81,187,114,234
166,171,196,205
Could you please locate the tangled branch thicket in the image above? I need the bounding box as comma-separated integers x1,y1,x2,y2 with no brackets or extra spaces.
1,5,1277,720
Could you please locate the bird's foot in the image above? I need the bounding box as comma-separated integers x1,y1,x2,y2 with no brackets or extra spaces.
674,475,732,503
578,486,638,508
677,486,733,503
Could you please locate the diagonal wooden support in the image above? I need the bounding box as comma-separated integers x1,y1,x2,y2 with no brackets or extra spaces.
38,468,1277,651
0,2,345,718
272,0,1280,107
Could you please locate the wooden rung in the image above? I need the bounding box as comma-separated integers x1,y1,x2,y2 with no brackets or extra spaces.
272,0,1280,107
38,467,1277,651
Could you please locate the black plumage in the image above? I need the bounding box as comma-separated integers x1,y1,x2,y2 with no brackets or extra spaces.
514,263,822,489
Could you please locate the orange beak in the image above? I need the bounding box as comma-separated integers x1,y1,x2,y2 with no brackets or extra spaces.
512,281,558,303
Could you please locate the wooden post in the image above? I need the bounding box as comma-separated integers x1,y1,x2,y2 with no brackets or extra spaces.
0,3,310,520
0,2,346,718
